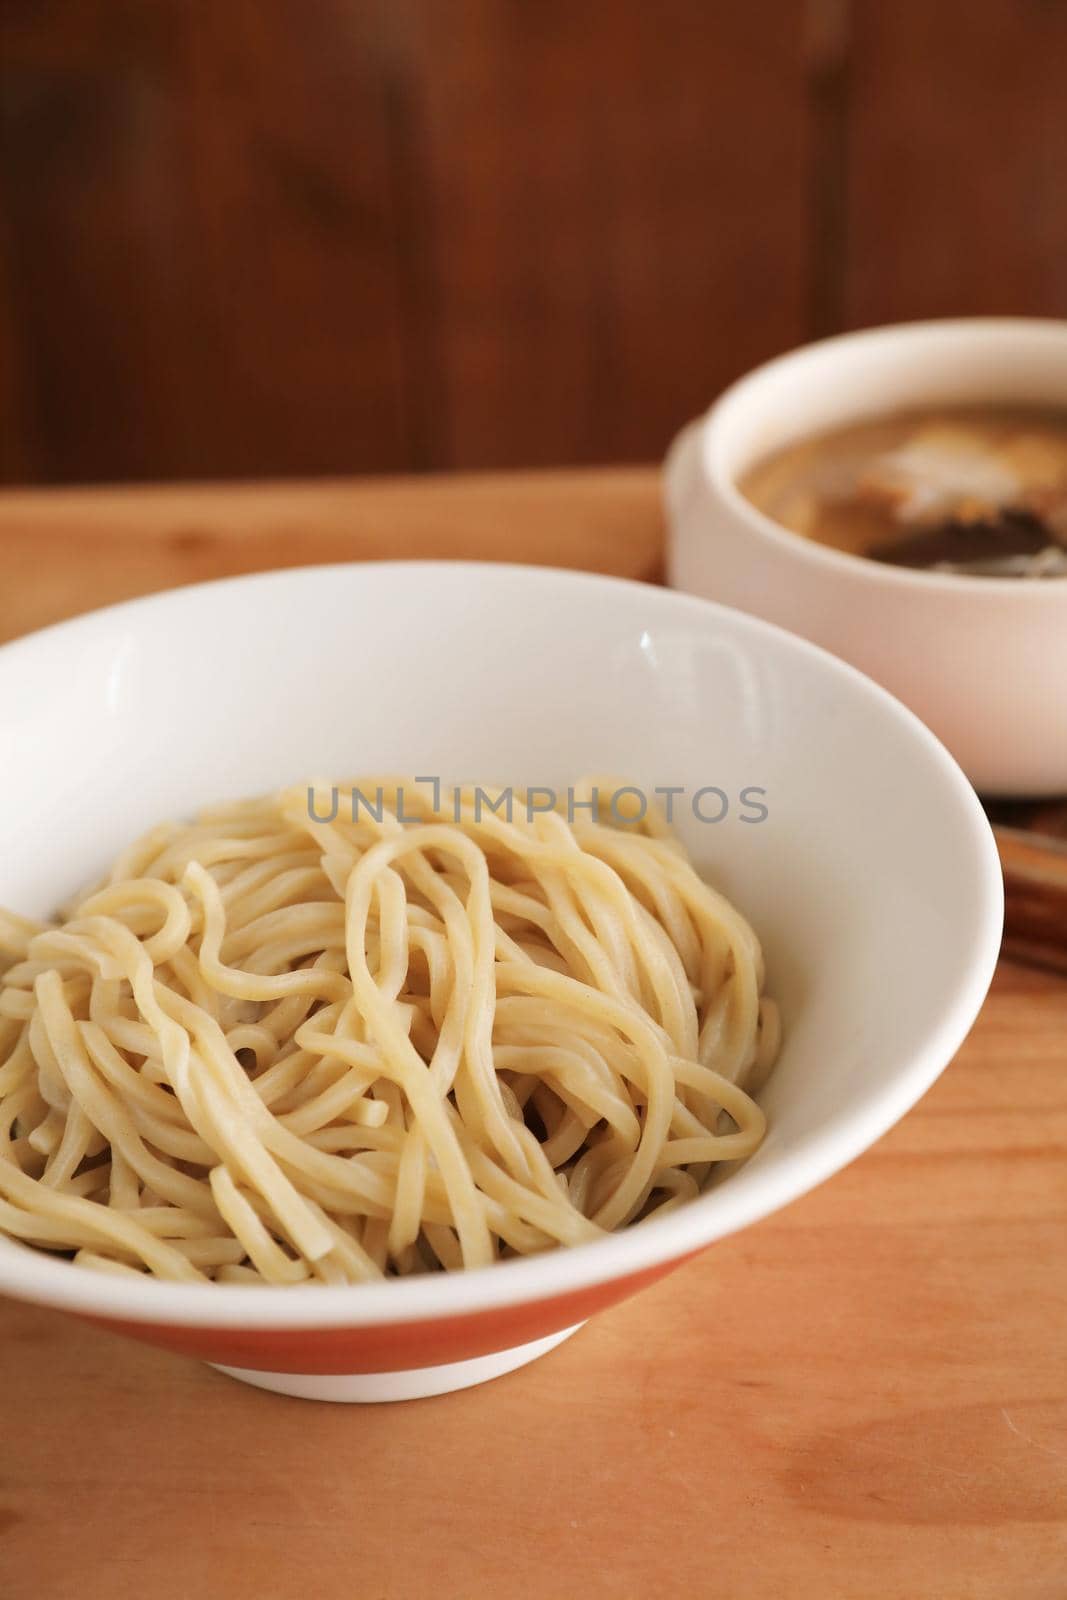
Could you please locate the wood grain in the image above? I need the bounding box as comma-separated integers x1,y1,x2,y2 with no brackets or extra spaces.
387,0,813,468
0,1,409,481
0,468,663,644
5,1,1067,484
844,0,1067,326
0,961,1064,1600
0,0,816,481
0,470,1064,1597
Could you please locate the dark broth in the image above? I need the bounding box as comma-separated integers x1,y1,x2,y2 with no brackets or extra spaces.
739,405,1067,577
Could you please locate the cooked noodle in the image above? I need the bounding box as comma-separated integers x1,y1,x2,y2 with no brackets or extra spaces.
0,779,778,1284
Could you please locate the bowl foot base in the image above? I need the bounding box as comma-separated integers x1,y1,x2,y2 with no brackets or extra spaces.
209,1321,586,1403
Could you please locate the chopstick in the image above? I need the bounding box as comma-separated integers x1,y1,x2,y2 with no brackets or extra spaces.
992,823,1067,975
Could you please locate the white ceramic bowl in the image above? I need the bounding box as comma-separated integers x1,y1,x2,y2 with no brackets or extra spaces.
666,317,1067,796
0,563,1002,1400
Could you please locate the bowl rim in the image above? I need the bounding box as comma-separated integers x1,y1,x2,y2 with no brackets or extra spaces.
700,315,1067,600
0,560,1005,1329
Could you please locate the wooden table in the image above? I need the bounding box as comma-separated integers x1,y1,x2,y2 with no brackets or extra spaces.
1,473,1065,1600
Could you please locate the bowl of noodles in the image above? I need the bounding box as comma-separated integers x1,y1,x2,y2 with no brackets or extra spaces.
0,563,1002,1401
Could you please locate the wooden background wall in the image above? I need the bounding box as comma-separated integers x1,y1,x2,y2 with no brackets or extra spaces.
2,0,1066,485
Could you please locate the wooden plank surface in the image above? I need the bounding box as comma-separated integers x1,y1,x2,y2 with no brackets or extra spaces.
4,2,1067,486
843,0,1067,327
0,0,816,482
0,1,410,481
0,468,663,644
387,0,813,468
0,472,1065,1598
